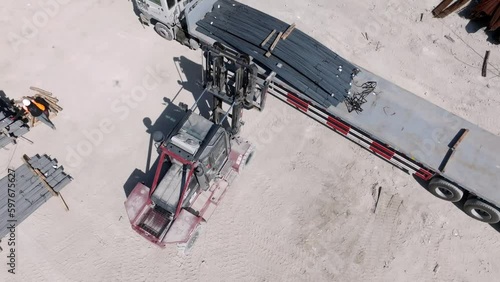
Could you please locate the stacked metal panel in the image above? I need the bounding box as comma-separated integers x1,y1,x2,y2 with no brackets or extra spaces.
0,154,72,238
196,0,358,107
0,95,30,149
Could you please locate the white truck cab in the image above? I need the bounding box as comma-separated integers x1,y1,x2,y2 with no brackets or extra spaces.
136,0,217,48
136,0,193,40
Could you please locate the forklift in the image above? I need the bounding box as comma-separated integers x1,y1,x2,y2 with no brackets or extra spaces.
124,44,264,248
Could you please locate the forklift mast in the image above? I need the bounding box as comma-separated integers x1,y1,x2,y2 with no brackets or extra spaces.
202,43,261,136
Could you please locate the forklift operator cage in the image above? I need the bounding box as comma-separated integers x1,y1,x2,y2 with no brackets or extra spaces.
150,146,197,219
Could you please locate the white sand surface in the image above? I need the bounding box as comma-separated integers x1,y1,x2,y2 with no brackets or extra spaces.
1,0,499,281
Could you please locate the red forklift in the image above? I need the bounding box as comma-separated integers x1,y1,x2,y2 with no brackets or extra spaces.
125,45,262,248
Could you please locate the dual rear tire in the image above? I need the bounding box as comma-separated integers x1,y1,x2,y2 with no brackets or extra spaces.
463,198,500,224
427,177,500,224
428,178,463,202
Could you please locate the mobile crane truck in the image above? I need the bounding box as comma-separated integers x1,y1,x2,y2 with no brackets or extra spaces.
126,0,500,247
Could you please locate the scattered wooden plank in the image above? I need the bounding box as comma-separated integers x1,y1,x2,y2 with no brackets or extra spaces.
39,93,59,103
439,129,469,173
37,170,69,211
444,35,455,42
42,97,62,112
29,86,52,96
452,129,470,151
482,50,490,77
265,31,283,57
435,0,471,18
30,87,63,111
373,185,382,213
269,31,283,51
281,23,296,40
432,0,454,17
261,29,276,47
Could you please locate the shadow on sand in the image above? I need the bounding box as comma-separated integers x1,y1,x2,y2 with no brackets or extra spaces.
122,55,210,197
457,1,499,44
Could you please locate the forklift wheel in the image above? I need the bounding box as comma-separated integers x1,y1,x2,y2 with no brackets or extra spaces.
154,23,173,41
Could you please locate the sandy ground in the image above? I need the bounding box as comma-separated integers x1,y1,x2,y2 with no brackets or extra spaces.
1,0,500,281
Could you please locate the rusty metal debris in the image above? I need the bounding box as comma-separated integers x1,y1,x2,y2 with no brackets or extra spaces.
468,0,500,31
432,0,470,18
432,0,500,31
482,50,491,77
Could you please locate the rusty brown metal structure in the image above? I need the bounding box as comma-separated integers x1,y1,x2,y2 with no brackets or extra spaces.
432,0,500,32
468,0,500,31
432,0,471,18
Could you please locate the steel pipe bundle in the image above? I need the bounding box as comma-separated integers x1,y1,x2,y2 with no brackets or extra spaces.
196,0,357,107
0,154,73,238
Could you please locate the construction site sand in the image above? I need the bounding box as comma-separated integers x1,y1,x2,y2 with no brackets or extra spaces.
1,0,500,281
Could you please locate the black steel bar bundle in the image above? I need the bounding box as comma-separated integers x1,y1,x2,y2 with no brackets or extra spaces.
0,154,73,238
196,0,357,107
0,93,30,148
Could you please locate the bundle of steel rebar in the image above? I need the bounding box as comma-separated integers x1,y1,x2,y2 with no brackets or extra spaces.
0,154,72,238
196,0,357,107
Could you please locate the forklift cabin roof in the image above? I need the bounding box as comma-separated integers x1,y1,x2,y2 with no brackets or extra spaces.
166,111,215,162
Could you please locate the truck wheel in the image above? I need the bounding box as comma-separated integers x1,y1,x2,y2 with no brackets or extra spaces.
154,23,173,41
427,178,464,202
189,39,199,50
463,198,500,223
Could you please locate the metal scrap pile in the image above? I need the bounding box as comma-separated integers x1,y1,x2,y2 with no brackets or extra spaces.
0,93,30,149
23,87,63,128
469,0,500,31
433,0,500,31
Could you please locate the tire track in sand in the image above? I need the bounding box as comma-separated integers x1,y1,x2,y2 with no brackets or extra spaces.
357,192,403,282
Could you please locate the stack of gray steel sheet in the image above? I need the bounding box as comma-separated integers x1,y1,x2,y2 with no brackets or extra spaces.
0,95,30,149
0,154,72,238
196,0,358,107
